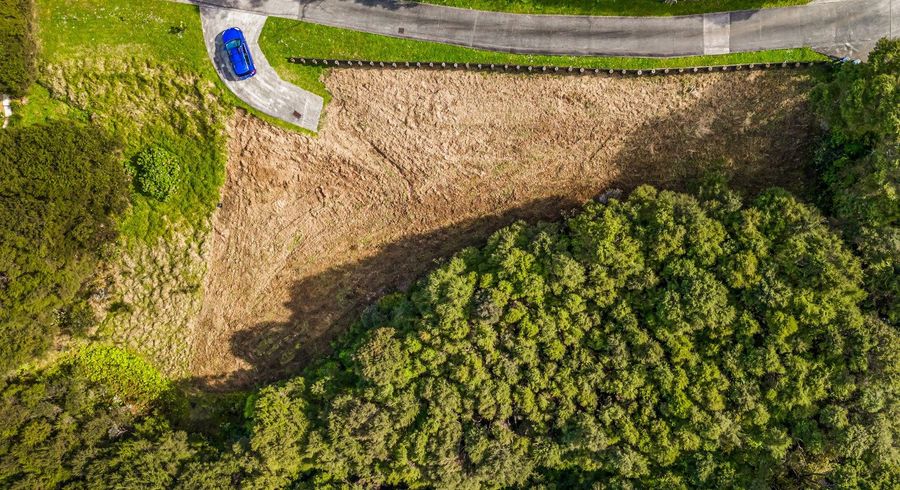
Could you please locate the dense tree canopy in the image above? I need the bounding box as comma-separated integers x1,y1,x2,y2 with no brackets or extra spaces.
0,0,37,97
811,38,899,324
812,39,899,145
0,345,172,488
248,185,900,488
0,122,129,373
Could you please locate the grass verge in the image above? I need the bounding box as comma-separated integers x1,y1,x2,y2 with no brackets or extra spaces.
260,18,828,104
416,0,809,16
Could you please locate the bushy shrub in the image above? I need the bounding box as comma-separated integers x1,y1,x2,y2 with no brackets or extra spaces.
248,186,899,488
132,147,181,201
56,300,97,337
0,122,128,373
0,0,37,97
811,38,899,145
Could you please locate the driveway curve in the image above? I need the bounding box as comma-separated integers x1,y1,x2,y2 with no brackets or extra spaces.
200,5,323,131
194,0,896,58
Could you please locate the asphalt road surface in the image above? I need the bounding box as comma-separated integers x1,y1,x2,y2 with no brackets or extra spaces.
192,0,896,58
191,0,896,129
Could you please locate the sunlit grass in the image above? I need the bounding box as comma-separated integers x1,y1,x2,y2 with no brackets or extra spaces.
418,0,809,16
260,18,828,104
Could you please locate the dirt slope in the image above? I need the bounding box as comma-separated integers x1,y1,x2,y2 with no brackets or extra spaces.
190,69,817,389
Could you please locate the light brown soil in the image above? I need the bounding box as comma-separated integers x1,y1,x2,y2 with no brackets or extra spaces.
189,68,818,389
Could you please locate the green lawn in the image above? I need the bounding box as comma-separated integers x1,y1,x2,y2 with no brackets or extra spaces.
32,0,229,243
260,18,828,102
418,0,809,16
21,0,240,376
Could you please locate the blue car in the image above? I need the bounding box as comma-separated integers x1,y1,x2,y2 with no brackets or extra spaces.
222,27,256,80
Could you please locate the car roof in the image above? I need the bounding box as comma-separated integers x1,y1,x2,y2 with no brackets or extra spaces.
227,40,254,75
222,27,244,43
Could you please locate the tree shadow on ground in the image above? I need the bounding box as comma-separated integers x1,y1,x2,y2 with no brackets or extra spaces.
187,195,582,391
186,70,821,392
605,70,820,200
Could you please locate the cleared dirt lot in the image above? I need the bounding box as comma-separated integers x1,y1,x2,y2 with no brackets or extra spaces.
189,68,818,389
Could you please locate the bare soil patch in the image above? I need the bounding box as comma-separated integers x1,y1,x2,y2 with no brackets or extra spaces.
190,69,818,389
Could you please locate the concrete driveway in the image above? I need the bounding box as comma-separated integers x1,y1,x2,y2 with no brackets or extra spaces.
192,0,896,58
200,5,323,131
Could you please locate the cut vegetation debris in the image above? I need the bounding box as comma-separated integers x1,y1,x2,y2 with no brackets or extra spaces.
259,18,828,104
191,67,818,389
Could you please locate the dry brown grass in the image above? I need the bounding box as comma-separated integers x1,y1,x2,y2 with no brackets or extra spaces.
187,68,819,389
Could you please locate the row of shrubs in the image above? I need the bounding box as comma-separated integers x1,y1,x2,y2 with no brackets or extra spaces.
0,0,37,97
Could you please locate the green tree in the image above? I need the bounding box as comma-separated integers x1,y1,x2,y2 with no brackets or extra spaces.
0,122,129,373
248,186,899,488
0,0,37,97
811,38,899,144
811,38,900,324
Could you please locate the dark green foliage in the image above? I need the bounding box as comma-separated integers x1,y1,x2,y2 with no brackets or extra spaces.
811,38,899,145
0,0,37,97
811,38,900,323
248,186,900,488
0,345,244,489
56,300,97,337
82,417,230,489
0,123,129,373
131,146,182,202
0,346,172,488
0,370,135,488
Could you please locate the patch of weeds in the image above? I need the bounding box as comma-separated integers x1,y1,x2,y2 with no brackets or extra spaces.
62,343,175,405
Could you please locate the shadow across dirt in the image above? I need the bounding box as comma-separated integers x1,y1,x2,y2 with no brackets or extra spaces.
187,70,822,392
606,70,820,200
187,195,583,391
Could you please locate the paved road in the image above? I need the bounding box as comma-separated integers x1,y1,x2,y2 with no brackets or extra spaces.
192,0,895,129
199,5,323,131
192,0,896,58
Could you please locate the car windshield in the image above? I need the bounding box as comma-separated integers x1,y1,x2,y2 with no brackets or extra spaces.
225,39,242,50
